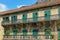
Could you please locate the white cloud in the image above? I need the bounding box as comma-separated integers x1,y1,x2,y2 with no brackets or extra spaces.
17,5,27,8
0,3,8,12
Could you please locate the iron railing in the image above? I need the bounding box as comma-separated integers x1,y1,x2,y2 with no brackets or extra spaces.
3,35,54,40
2,14,59,25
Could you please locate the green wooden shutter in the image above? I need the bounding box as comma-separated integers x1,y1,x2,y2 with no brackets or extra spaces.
33,12,38,22
58,8,60,19
22,13,27,23
45,10,50,21
58,28,60,39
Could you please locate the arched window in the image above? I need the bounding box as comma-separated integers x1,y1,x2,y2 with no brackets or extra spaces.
13,29,18,36
32,29,39,36
22,30,28,36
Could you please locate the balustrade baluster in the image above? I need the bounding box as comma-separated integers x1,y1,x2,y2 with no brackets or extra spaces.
3,35,54,40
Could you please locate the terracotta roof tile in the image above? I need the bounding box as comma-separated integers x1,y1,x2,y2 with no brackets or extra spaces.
0,0,60,15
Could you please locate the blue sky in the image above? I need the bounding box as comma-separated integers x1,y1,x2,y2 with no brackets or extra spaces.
0,0,37,12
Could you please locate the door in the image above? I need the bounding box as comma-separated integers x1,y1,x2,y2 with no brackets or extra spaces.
45,10,50,21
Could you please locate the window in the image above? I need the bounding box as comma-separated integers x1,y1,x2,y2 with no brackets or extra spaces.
11,15,17,21
23,14,27,19
22,30,28,36
22,13,27,23
3,17,9,21
45,10,50,16
32,29,39,36
33,12,38,22
45,10,50,20
13,29,18,36
33,12,38,17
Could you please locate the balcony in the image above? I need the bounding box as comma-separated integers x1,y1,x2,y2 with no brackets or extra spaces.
2,14,59,25
3,35,54,40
